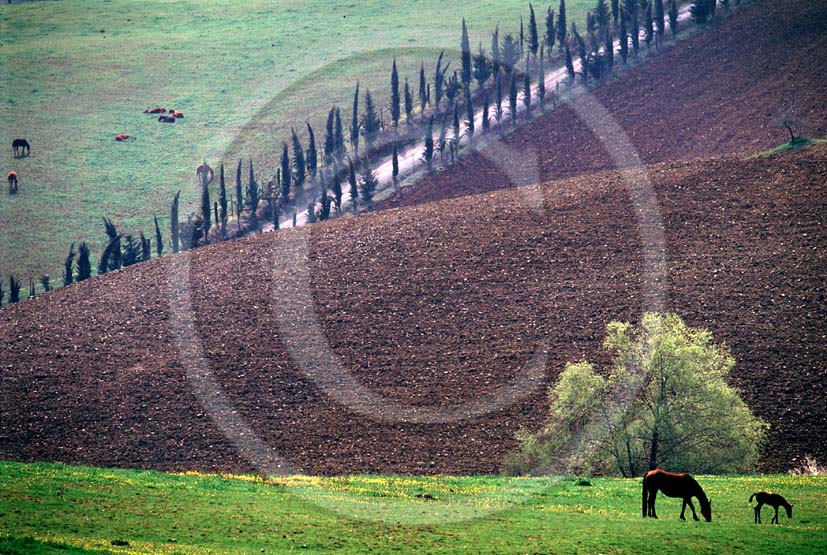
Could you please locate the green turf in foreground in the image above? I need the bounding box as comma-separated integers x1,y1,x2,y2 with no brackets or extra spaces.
1,462,826,554
746,137,827,159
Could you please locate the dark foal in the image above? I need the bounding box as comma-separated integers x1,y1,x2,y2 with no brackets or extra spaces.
750,492,793,524
642,469,712,522
12,138,30,157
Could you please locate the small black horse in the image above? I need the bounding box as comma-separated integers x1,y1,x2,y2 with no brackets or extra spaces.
750,492,793,524
642,469,712,522
12,138,30,157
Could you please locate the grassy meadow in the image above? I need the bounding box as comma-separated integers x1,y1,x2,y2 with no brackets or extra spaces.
0,0,593,284
1,461,826,554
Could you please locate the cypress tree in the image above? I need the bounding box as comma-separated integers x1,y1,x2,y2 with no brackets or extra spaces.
171,191,180,253
121,234,140,266
359,159,378,209
324,107,336,166
643,0,653,49
491,25,501,76
482,91,490,132
235,158,243,232
103,217,118,241
538,46,546,106
628,0,639,55
39,275,51,293
604,26,614,73
452,101,460,145
523,55,532,113
509,69,518,122
77,242,91,282
29,278,35,299
690,0,710,25
612,0,619,25
9,276,20,303
200,170,211,242
153,214,164,256
98,235,122,274
423,116,435,173
404,78,413,124
519,16,525,57
502,33,519,75
140,232,151,262
557,0,567,52
63,242,75,286
654,0,665,40
434,50,448,111
392,140,400,188
361,89,380,153
331,165,343,215
574,27,588,85
460,18,472,89
545,8,555,53
565,43,575,82
668,0,678,36
596,0,610,35
495,73,504,122
247,158,260,230
720,0,730,13
318,191,332,221
306,202,317,224
213,202,219,236
347,156,359,213
528,3,539,59
419,62,427,114
281,143,291,201
390,58,401,129
445,70,460,106
218,164,227,236
0,279,3,306
291,128,306,197
306,122,318,182
334,107,344,164
271,189,280,230
465,88,475,144
350,81,360,159
619,8,628,64
438,112,449,157
474,43,491,90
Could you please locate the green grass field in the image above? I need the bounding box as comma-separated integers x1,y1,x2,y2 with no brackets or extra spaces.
1,461,826,554
0,0,592,284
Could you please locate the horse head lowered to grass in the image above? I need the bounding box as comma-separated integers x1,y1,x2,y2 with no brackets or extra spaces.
642,469,712,522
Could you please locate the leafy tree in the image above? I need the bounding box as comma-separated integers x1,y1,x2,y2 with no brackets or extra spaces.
235,159,243,232
63,242,75,286
668,0,678,36
218,164,227,237
504,313,768,477
528,3,539,59
347,157,359,213
9,275,20,303
281,143,291,201
545,8,555,53
359,158,378,208
460,18,472,88
509,69,518,122
423,115,435,172
361,89,380,153
318,190,332,221
491,25,501,75
390,58,401,129
502,33,519,75
306,122,318,182
419,62,428,114
404,78,413,124
350,81,360,159
306,201,317,224
154,214,164,256
76,242,91,282
557,0,568,53
474,43,491,90
291,128,306,197
720,0,730,13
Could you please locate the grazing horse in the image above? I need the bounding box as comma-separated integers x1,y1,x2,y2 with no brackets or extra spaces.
642,469,712,522
750,492,793,524
196,162,214,187
7,171,18,194
12,138,30,157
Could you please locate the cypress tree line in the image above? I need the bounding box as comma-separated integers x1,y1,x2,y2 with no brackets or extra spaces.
218,164,227,237
154,214,164,256
271,188,280,230
350,81,360,159
77,242,91,281
668,0,678,36
574,27,588,85
63,243,75,286
445,70,460,106
361,89,380,153
419,62,427,114
291,128,306,198
235,159,243,232
528,4,539,59
171,192,180,253
306,122,318,183
438,112,449,157
460,18,472,89
390,58,401,129
509,68,518,122
404,78,413,124
281,143,291,201
213,202,219,237
423,115,435,172
545,8,555,53
9,275,20,304
557,0,567,53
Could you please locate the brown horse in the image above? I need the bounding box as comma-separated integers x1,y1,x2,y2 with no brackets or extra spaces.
7,171,18,194
12,138,29,157
642,469,712,522
750,492,793,524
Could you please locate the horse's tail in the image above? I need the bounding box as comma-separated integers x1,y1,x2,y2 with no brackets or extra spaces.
642,477,649,518
749,492,757,504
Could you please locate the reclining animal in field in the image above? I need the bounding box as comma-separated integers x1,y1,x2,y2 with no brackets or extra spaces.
115,133,135,142
144,107,166,114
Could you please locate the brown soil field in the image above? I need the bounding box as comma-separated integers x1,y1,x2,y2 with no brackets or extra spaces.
1,143,825,474
379,0,827,211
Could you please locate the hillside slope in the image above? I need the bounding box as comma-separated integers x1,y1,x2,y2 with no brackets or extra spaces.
381,0,827,210
1,143,825,474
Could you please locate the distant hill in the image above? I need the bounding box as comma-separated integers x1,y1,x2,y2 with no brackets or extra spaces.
2,143,825,474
